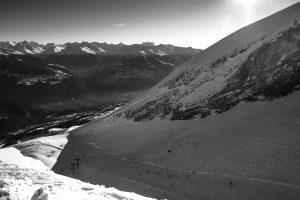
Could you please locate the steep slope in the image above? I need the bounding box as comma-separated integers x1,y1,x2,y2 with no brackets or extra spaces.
42,54,193,93
0,55,84,103
0,49,195,136
54,91,300,200
120,3,300,121
0,54,189,104
53,3,300,200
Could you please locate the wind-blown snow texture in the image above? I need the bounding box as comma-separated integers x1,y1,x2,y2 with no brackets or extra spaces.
0,147,155,200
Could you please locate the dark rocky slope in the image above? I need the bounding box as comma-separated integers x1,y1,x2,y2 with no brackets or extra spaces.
0,48,198,137
123,20,300,121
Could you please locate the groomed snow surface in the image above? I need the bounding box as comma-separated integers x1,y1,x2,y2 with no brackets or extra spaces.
0,147,155,200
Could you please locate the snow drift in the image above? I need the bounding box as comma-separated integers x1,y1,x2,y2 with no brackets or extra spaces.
0,147,155,200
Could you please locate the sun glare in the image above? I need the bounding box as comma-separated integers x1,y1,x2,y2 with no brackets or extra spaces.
233,0,261,23
234,0,259,7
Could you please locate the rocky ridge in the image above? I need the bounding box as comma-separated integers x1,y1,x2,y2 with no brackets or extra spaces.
122,19,300,121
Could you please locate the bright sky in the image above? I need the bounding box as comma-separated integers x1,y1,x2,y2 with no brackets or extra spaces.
0,0,299,49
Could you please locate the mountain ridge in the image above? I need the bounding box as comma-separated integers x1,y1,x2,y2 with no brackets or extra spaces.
114,2,300,121
0,41,201,56
0,46,197,136
53,3,300,200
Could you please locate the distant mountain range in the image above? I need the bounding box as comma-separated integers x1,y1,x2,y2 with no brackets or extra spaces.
52,3,300,200
0,42,200,135
0,41,200,56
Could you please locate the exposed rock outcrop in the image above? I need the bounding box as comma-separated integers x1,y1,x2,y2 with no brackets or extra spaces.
31,188,48,200
124,20,300,121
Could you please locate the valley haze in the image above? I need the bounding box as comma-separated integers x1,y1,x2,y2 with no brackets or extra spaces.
1,1,300,200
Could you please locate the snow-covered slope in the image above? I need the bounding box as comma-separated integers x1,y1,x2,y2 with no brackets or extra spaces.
53,3,300,200
0,147,155,200
11,133,69,169
54,45,66,53
118,2,300,120
81,46,96,54
54,91,300,200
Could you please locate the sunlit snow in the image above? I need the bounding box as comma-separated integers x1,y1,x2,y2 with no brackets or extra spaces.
0,147,155,200
81,46,96,54
98,47,106,53
54,45,66,53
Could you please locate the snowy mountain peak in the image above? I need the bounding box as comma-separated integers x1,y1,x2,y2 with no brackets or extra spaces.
54,45,66,53
0,41,201,56
80,46,96,54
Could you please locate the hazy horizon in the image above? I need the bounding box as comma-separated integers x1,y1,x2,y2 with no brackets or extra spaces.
1,0,299,49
